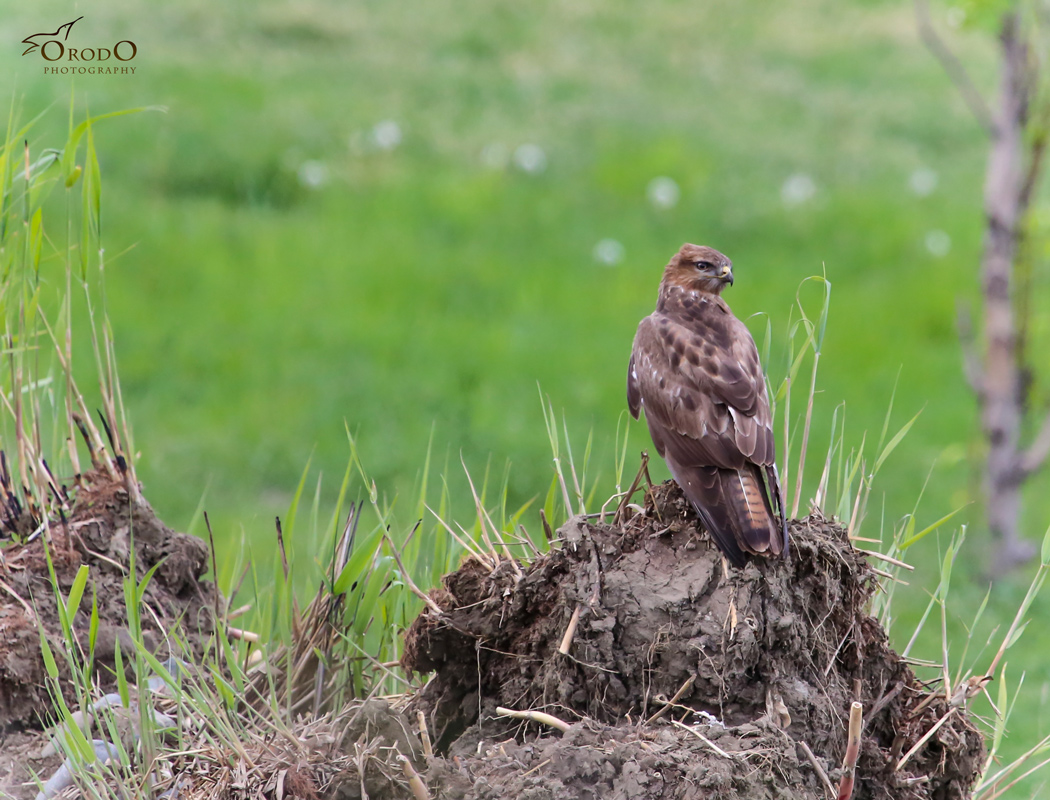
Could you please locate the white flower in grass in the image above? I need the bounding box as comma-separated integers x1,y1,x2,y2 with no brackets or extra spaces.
297,160,328,189
909,167,938,197
513,143,547,174
593,238,625,266
925,230,951,257
781,173,816,207
647,177,680,210
371,120,402,151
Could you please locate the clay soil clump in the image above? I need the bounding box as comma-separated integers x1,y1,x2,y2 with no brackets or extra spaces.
403,481,984,800
0,472,216,799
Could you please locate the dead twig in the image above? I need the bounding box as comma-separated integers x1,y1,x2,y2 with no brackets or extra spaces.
865,682,903,732
226,604,252,621
399,755,430,800
427,505,494,570
646,674,696,725
417,711,433,759
539,508,554,542
0,579,35,618
896,707,955,772
557,605,582,656
227,627,260,643
869,565,908,585
837,702,863,800
614,452,649,524
520,758,551,778
671,719,736,760
798,740,835,800
382,530,444,616
495,706,571,733
855,549,914,571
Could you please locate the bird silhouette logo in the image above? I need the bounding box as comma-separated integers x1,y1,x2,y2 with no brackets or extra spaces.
21,16,84,56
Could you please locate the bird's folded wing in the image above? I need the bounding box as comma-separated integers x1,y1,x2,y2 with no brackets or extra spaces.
629,314,775,469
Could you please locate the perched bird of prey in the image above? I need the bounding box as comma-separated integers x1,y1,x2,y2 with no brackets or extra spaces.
627,244,788,567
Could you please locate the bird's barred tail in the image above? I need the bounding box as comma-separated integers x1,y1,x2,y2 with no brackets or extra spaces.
668,460,785,568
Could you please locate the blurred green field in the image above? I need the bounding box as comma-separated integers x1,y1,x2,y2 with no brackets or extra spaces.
6,0,1050,793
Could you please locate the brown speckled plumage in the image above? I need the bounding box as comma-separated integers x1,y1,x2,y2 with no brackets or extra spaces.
628,244,788,567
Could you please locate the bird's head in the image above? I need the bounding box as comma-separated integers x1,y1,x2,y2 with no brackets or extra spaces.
662,243,734,295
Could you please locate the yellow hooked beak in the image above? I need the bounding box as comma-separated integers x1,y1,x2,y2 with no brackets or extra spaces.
720,264,734,286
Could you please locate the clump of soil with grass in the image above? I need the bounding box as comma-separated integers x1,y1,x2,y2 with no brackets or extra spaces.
403,481,984,800
0,471,216,799
0,477,984,800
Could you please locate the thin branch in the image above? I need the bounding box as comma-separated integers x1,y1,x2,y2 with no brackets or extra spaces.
914,0,996,135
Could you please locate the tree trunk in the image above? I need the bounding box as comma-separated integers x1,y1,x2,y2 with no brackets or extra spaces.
980,12,1035,573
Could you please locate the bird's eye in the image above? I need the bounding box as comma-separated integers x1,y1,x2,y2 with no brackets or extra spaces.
694,260,714,270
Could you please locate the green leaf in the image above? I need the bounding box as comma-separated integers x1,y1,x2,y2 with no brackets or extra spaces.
333,525,383,595
873,410,922,475
65,564,89,621
992,662,1008,754
353,556,393,635
114,638,130,708
1041,522,1050,566
64,164,82,188
1006,620,1030,650
900,506,966,549
936,546,954,602
218,628,245,693
210,663,237,709
59,105,166,181
137,646,177,692
87,590,100,658
284,455,314,542
39,632,60,679
136,559,164,604
84,123,101,238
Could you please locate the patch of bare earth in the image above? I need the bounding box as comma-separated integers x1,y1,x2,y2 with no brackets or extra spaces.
402,481,983,800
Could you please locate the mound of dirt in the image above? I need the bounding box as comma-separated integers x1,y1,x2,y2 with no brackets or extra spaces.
0,471,217,799
403,481,984,800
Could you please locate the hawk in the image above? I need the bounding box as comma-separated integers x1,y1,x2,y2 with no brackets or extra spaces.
627,244,788,567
